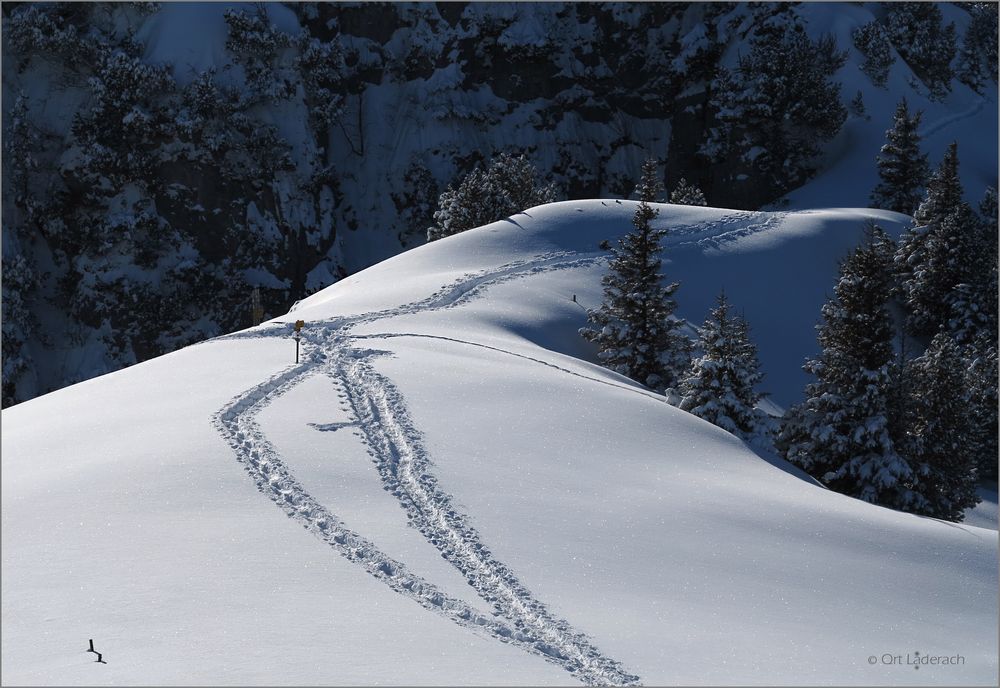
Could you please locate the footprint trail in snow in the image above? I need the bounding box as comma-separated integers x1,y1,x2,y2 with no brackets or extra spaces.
212,252,641,686
211,208,793,683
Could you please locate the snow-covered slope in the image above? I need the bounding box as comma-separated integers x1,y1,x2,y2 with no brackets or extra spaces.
2,202,996,686
775,2,998,211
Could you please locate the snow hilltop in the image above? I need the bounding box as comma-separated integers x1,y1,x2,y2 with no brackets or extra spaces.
2,201,996,686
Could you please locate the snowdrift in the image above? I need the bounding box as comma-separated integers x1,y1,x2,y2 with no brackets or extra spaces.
2,202,996,686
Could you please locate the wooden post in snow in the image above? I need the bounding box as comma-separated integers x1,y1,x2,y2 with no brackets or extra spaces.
294,320,305,363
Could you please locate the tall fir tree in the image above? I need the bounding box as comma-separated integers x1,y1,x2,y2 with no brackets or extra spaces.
903,333,980,521
895,143,985,337
979,185,998,243
977,186,999,334
581,159,690,392
912,142,964,228
679,291,767,441
224,6,295,100
780,225,923,511
296,35,347,144
956,187,999,485
948,186,1000,344
871,98,929,215
917,207,983,337
964,335,998,483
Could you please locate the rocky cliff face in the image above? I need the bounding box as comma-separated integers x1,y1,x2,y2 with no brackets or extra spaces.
2,1,995,406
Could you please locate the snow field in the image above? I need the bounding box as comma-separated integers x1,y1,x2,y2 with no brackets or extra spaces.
3,201,995,685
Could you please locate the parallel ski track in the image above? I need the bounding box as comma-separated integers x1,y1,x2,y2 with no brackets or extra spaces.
213,252,641,686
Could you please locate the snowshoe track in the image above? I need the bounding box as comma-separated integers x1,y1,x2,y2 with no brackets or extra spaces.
332,350,636,683
213,253,640,686
667,210,787,252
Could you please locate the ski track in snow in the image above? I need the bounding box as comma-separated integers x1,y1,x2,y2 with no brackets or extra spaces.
212,253,641,686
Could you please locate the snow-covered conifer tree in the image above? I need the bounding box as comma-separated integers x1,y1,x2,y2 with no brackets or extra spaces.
70,49,174,189
223,6,294,100
871,98,929,215
852,21,894,88
4,93,41,211
980,185,998,239
580,159,690,392
702,16,847,199
914,206,983,337
957,2,998,93
780,225,923,511
912,142,964,228
949,186,1000,343
1,94,44,405
1,255,38,406
669,178,707,206
885,3,957,101
977,186,999,332
903,333,980,521
428,152,558,242
4,3,98,65
296,36,346,135
964,335,998,483
895,143,981,336
679,291,766,441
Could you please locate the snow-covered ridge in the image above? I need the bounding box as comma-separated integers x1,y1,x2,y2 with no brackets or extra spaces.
3,201,995,685
285,200,915,408
214,252,641,685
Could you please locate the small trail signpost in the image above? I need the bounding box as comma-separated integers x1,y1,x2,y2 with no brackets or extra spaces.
294,320,305,363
